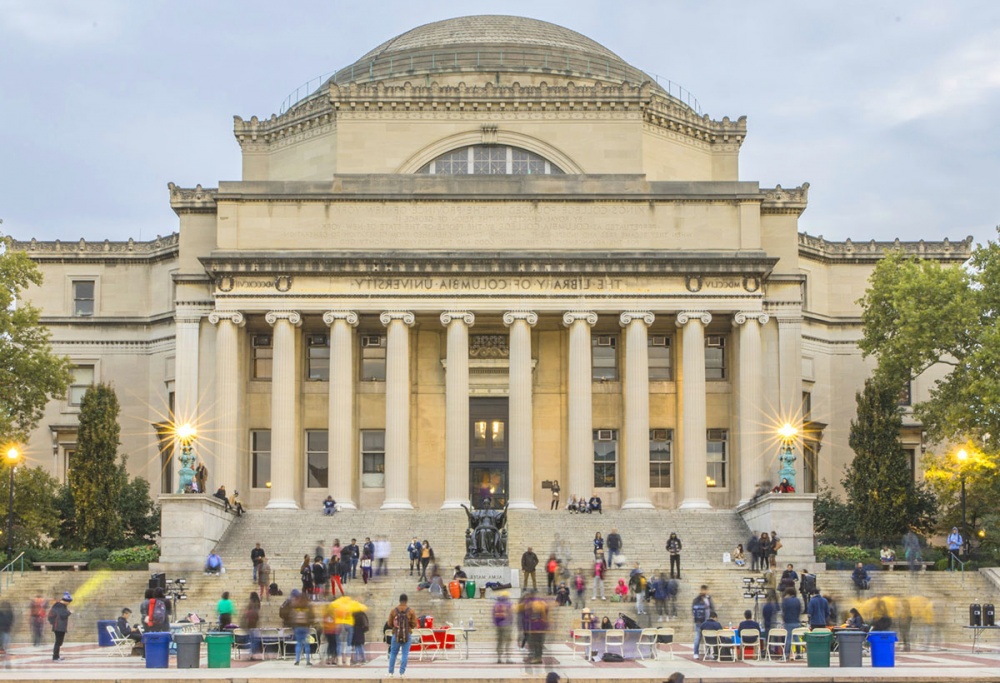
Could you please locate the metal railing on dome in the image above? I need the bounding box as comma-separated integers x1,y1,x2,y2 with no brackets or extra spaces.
279,48,702,115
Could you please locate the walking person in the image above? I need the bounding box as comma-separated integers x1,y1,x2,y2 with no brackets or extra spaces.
48,592,73,662
251,542,265,582
652,572,669,622
607,528,623,569
351,602,369,665
521,547,539,591
29,594,47,647
665,576,679,619
691,585,713,659
493,590,514,663
572,570,586,609
407,537,421,576
550,480,560,510
545,554,558,595
666,532,682,579
592,555,607,601
0,600,14,668
419,540,433,582
286,590,314,666
387,593,418,677
257,556,272,601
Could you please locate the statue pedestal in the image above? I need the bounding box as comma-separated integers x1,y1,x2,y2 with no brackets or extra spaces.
464,566,520,597
150,494,234,573
737,492,817,568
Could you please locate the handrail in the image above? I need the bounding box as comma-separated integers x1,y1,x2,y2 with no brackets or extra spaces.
0,551,27,593
948,551,966,584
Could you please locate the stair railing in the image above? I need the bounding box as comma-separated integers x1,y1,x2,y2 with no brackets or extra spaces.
948,551,966,584
0,551,26,594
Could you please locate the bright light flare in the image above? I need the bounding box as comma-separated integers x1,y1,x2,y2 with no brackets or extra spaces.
175,423,197,443
777,423,798,442
5,447,19,462
956,448,968,462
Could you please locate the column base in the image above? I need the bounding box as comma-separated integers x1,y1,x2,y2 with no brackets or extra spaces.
621,498,655,510
336,501,358,511
507,500,537,510
265,498,299,510
440,500,470,510
381,499,414,510
678,498,712,510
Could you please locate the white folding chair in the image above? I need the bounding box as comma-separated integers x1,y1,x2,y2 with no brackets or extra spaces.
656,627,675,660
637,628,659,660
413,628,439,661
739,628,761,661
701,629,719,660
443,627,463,660
231,628,252,660
766,628,788,661
790,627,808,660
571,629,593,660
716,628,738,662
106,625,133,657
605,629,626,658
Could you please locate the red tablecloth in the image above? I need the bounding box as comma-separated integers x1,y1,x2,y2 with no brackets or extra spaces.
409,628,456,651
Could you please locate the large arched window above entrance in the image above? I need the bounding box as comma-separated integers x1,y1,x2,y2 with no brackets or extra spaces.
416,145,565,175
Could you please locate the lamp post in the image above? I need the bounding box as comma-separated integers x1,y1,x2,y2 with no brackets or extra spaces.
5,446,20,564
777,423,799,490
957,448,968,557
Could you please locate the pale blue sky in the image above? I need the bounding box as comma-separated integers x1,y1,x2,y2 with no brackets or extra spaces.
2,0,998,245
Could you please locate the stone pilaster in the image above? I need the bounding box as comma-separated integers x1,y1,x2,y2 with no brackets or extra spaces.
265,311,302,509
778,315,805,485
620,311,655,509
734,312,768,505
173,307,204,490
504,311,538,509
563,311,598,498
208,311,244,494
380,311,415,510
441,311,475,510
324,311,359,509
676,311,712,510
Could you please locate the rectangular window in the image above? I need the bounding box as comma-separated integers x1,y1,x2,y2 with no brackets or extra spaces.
252,335,273,380
306,334,330,381
361,335,386,381
68,365,95,405
648,335,672,380
251,430,271,489
73,280,94,316
705,335,727,380
904,448,916,481
306,430,328,488
898,381,912,407
803,441,818,493
361,430,385,488
593,429,618,488
650,428,673,488
707,428,728,488
592,335,618,381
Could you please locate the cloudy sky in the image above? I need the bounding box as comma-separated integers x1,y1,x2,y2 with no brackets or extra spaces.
2,0,998,246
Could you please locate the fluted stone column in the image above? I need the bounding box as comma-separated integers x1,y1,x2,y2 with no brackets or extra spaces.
734,312,768,505
265,311,301,509
173,307,203,490
563,312,598,498
208,311,244,494
620,311,655,509
324,311,359,509
677,311,712,510
504,311,538,509
441,311,475,510
380,311,415,510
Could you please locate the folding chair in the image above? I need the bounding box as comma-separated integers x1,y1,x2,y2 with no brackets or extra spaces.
715,628,738,662
790,627,808,660
656,627,675,660
443,627,463,660
604,629,626,658
739,628,761,661
637,628,659,660
413,628,439,661
701,629,719,660
259,627,283,660
571,629,593,660
766,628,787,661
106,625,133,657
231,628,253,660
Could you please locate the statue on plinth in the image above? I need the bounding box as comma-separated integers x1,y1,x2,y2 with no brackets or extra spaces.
777,443,796,490
461,502,509,560
176,445,197,493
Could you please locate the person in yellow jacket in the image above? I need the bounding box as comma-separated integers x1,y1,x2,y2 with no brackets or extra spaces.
331,595,357,666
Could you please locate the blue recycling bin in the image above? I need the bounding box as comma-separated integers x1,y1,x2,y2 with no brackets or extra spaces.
143,632,172,669
867,631,897,667
97,620,116,646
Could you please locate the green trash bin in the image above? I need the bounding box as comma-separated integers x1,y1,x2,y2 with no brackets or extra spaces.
804,629,832,668
205,632,233,668
465,579,477,598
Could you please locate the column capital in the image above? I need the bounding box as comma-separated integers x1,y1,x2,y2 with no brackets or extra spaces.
380,311,415,327
503,311,538,327
733,311,770,327
323,310,359,327
562,311,598,327
675,311,712,327
175,305,209,325
208,311,245,327
619,311,655,327
440,311,475,327
265,311,302,327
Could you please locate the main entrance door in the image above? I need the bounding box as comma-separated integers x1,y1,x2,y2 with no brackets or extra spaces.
469,398,509,508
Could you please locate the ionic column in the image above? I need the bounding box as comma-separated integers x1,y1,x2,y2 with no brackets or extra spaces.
441,311,475,510
173,307,203,491
324,311,359,510
380,311,415,510
620,311,655,509
563,311,598,498
734,312,768,505
208,311,244,494
265,311,301,509
504,311,538,509
676,311,712,510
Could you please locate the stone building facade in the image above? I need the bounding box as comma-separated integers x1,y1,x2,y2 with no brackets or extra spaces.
13,16,971,511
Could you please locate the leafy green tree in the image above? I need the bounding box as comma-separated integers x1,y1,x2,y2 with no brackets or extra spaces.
70,383,125,548
0,463,62,549
923,445,999,554
0,236,74,443
118,466,160,546
813,484,857,545
844,375,937,544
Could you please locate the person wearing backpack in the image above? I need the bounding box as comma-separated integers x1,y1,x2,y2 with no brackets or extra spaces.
386,593,418,677
493,591,513,664
48,592,72,661
145,591,168,632
691,585,713,659
666,532,682,579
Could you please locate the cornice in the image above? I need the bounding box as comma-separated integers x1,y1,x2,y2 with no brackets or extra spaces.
168,182,218,215
10,233,179,263
760,184,809,216
798,232,973,264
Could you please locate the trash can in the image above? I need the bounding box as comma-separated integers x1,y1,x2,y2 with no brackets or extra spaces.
97,620,116,647
449,581,461,599
143,632,172,669
465,579,477,599
174,633,203,669
867,631,898,668
804,629,832,668
836,630,866,667
206,631,234,668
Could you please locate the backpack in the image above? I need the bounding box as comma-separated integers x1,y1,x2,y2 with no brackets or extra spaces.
692,600,707,623
147,598,166,627
391,606,413,642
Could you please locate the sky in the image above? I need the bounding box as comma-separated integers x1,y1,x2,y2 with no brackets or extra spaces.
2,0,999,246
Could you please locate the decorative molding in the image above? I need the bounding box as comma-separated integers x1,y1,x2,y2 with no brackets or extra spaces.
798,231,974,264
322,311,359,327
502,311,538,327
440,311,475,327
207,311,246,326
480,124,498,145
10,233,179,263
760,184,809,216
619,311,655,327
732,311,770,327
265,311,302,327
469,335,509,359
167,182,218,214
675,311,712,327
379,311,415,327
562,311,598,327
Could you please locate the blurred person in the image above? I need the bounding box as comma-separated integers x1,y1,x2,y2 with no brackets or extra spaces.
572,570,586,609
322,598,339,665
0,601,13,667
493,590,514,663
807,588,829,628
545,554,558,595
29,594,47,646
407,537,421,576
286,590,314,666
652,572,669,621
346,539,360,580
747,532,762,571
781,588,802,659
217,591,235,629
592,555,607,601
250,542,265,581
629,566,648,615
360,547,373,584
333,594,356,666
350,599,369,665
374,535,391,577
523,591,549,664
606,528,623,569
761,589,779,638
240,593,261,659
903,530,922,571
47,592,73,662
851,562,870,592
691,584,713,659
779,563,798,593
386,593,417,677
555,581,571,607
257,556,272,602
666,575,680,619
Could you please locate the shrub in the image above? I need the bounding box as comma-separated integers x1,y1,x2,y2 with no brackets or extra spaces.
90,547,110,561
107,544,159,567
89,559,111,571
815,545,875,564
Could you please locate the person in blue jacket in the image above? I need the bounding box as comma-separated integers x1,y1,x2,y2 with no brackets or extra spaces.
807,589,830,628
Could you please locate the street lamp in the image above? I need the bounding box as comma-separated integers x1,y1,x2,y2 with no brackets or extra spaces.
957,448,968,556
777,423,799,489
5,446,21,564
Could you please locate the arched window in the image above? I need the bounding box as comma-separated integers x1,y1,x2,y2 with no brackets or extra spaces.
417,145,564,175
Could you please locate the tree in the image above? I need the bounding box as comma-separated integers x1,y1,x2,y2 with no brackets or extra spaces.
844,375,937,544
118,467,160,546
70,383,125,548
0,462,62,548
923,444,999,555
0,236,74,443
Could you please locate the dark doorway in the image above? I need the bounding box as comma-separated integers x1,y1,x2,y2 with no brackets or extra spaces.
470,398,509,508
